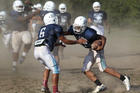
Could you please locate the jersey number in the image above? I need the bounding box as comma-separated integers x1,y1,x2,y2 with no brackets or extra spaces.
39,27,46,38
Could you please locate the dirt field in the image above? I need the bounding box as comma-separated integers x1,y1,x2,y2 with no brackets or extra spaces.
0,27,140,93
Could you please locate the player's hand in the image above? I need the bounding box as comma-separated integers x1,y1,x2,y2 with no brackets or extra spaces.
77,38,87,44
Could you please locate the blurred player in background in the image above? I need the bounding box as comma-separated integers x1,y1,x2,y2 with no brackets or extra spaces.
30,3,43,41
58,3,71,60
40,1,61,63
9,0,40,71
40,1,60,19
34,13,87,93
0,11,11,49
66,16,130,93
24,0,33,14
88,1,110,35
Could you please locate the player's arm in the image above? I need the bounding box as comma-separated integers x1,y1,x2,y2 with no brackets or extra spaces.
88,18,92,26
59,35,87,45
17,10,40,21
97,35,106,50
63,31,71,35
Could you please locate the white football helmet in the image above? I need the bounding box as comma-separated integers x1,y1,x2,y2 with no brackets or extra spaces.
13,0,24,12
92,2,101,12
0,11,6,21
59,3,67,13
73,16,87,34
43,13,58,25
43,1,55,11
32,3,42,12
35,3,42,10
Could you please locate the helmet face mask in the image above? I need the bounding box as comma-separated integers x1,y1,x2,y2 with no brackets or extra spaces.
73,25,86,34
59,3,67,13
92,2,101,12
13,0,25,12
16,5,24,12
73,16,87,34
93,6,100,12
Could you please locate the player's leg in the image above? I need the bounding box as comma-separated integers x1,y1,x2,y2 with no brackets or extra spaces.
2,33,11,49
34,46,60,93
82,51,106,93
43,69,50,90
104,68,130,91
96,50,130,91
34,46,51,93
11,31,21,71
19,31,32,64
46,54,60,93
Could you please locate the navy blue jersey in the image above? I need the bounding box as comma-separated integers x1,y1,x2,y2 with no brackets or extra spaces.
40,10,60,20
9,10,28,31
35,24,64,51
88,10,107,26
68,26,98,48
58,12,71,31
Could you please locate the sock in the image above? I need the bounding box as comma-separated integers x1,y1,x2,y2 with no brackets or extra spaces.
53,85,58,93
120,74,125,81
94,79,102,86
43,80,48,88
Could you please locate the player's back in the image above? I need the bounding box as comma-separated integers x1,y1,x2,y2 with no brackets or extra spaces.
36,24,63,51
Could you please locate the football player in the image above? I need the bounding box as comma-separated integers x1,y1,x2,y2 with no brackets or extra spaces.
66,16,130,93
40,1,61,63
88,1,110,35
10,0,40,71
34,13,87,93
0,11,11,49
30,3,43,41
58,3,71,60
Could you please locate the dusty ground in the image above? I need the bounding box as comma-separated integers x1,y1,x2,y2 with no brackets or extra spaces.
0,27,140,93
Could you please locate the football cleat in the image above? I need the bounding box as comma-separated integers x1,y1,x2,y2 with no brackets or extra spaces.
123,76,131,91
92,84,106,93
41,86,51,93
